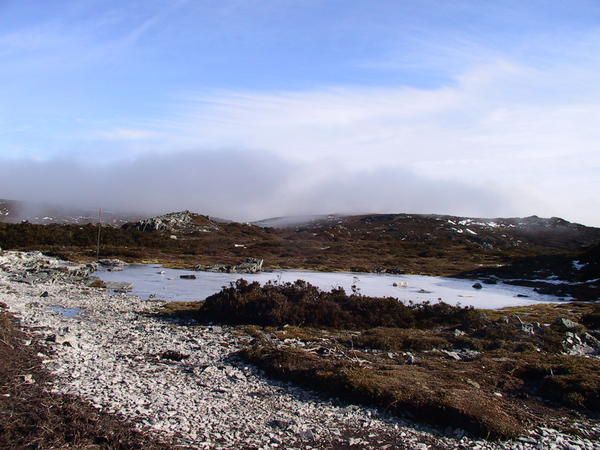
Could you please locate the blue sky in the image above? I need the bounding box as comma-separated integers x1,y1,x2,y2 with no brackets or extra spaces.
1,1,599,223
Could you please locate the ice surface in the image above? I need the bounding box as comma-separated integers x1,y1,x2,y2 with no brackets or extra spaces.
97,265,563,309
49,305,81,317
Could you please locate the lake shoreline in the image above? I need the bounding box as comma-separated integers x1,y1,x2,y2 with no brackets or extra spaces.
1,250,597,449
96,262,564,308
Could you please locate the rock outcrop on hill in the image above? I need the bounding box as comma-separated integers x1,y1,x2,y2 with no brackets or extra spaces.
124,211,221,234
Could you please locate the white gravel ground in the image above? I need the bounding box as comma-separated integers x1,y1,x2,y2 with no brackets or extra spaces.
1,251,598,450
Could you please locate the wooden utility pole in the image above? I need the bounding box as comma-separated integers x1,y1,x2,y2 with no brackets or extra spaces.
96,208,102,260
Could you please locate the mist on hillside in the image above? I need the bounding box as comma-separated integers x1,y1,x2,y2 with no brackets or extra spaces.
1,149,516,222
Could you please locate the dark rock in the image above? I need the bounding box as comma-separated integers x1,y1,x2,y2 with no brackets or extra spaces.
472,282,483,289
269,419,292,430
40,291,49,298
316,347,332,356
405,352,416,364
180,274,197,280
98,259,126,268
160,350,190,361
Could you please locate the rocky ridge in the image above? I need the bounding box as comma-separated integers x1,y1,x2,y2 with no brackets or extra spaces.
125,211,221,234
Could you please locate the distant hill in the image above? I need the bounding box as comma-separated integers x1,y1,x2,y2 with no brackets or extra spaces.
273,213,600,252
0,199,142,226
2,205,599,288
252,214,341,229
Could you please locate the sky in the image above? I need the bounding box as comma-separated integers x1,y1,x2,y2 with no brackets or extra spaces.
1,0,599,224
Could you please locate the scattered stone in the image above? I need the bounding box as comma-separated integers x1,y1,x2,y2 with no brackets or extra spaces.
472,282,483,290
459,350,481,361
466,379,480,389
105,281,133,293
299,429,316,441
47,328,75,346
40,291,49,298
179,274,197,280
98,259,127,269
441,350,462,361
269,419,292,430
22,374,35,384
160,350,190,361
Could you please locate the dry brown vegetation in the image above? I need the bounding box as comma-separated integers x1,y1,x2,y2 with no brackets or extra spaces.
198,279,481,329
2,212,599,280
163,283,600,440
0,303,174,450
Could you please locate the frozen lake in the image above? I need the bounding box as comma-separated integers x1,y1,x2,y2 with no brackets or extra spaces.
96,265,563,309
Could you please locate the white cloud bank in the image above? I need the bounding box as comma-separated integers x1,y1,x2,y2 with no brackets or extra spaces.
68,58,600,225
0,149,514,221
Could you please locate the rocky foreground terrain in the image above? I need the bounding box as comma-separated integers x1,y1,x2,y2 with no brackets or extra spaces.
1,250,599,449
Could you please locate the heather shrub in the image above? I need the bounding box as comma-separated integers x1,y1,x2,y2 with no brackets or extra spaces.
200,279,480,329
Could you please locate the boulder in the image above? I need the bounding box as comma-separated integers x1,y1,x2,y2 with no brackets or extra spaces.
553,317,582,332
472,282,483,289
441,350,462,360
235,258,264,273
98,258,126,268
105,281,133,293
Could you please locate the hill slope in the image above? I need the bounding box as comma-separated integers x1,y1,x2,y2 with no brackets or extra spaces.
0,199,141,226
1,209,599,284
